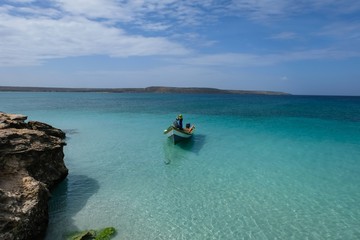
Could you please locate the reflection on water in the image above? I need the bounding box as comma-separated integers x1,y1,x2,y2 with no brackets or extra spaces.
163,134,206,164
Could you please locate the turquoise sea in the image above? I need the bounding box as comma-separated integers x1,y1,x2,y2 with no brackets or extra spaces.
1,92,360,239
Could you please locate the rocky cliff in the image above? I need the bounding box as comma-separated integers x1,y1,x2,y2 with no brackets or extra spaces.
0,112,68,240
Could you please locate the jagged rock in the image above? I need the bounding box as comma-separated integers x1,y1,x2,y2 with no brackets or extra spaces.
0,113,28,129
0,112,68,240
28,121,66,139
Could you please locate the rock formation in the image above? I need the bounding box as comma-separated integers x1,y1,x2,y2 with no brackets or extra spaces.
0,112,68,240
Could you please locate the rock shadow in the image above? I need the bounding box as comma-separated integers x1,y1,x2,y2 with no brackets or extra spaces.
45,174,100,240
63,129,79,140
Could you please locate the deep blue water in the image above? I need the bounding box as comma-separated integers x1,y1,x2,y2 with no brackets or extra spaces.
1,92,360,239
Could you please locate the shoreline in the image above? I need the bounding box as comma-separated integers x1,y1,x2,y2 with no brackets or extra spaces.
0,86,290,96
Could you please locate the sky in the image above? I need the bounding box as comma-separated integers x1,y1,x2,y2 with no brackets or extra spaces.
0,0,360,95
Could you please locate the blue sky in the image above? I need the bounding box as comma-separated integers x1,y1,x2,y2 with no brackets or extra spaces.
0,0,360,95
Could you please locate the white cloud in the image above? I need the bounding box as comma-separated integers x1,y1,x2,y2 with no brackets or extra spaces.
171,32,217,48
51,0,221,27
180,48,360,67
140,22,171,31
228,0,360,22
270,32,298,40
180,53,268,67
229,0,290,21
319,21,360,40
0,12,189,66
2,5,62,18
1,0,360,67
2,0,223,66
53,0,133,21
5,0,36,3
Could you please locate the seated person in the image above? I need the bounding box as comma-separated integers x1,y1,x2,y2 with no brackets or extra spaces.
173,114,183,130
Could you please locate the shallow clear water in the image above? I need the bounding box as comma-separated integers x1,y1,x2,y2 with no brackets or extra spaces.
1,92,360,239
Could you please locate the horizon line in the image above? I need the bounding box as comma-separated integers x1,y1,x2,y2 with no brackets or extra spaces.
0,85,359,97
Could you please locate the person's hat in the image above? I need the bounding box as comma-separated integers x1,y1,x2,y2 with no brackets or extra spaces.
178,114,183,119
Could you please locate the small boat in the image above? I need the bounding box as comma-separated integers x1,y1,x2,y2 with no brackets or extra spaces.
163,125,195,144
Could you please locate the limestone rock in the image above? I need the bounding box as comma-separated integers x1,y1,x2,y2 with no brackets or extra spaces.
0,112,68,240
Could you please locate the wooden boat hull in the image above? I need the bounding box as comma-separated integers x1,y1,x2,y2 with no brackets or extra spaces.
164,126,194,144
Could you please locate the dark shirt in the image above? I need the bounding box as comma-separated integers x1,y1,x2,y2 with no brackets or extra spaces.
174,118,183,130
178,118,183,130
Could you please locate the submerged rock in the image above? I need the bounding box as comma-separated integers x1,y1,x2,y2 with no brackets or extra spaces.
0,112,68,239
67,227,116,240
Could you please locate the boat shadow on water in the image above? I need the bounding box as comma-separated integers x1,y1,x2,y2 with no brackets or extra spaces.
163,134,206,164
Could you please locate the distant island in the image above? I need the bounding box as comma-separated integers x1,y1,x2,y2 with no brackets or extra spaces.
0,86,290,95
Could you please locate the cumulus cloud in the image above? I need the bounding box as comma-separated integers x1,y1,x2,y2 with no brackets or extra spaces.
0,2,189,66
1,0,360,67
1,0,223,66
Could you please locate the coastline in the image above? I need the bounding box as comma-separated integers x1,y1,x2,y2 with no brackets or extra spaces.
0,86,290,96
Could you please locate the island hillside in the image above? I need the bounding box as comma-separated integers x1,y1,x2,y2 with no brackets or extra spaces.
0,86,290,95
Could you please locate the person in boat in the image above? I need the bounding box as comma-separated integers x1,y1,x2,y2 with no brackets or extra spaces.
186,123,195,133
173,114,183,130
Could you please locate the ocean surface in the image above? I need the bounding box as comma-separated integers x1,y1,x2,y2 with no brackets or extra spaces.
1,92,360,240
